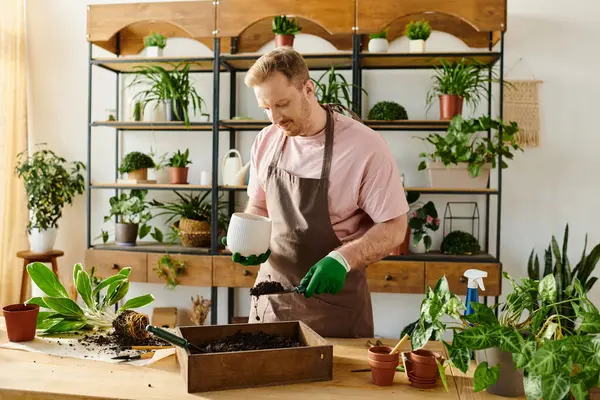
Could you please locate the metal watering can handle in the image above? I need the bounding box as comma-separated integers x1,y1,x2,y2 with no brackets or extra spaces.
222,149,243,173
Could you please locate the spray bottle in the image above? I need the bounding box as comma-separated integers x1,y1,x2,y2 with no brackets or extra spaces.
463,269,488,316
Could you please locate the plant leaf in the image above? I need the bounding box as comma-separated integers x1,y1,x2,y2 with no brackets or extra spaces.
117,294,155,313
443,340,471,373
541,372,570,400
524,372,543,400
75,269,94,310
72,263,83,287
436,358,449,392
529,343,568,376
108,281,130,306
473,361,500,392
513,340,536,369
454,326,499,350
579,311,600,334
410,321,433,350
39,320,87,335
25,297,49,309
499,327,525,354
26,262,69,298
37,317,64,331
91,274,127,298
43,297,84,318
464,302,498,326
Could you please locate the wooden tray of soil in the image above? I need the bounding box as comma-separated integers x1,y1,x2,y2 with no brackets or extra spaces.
175,320,333,392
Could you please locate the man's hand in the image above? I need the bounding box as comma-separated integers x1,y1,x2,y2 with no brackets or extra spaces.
299,252,349,298
221,237,270,266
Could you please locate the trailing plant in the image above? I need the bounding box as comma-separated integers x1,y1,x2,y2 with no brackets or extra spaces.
118,151,155,174
25,262,154,334
367,101,408,120
144,32,166,49
154,254,187,289
168,149,192,168
404,20,431,41
312,66,368,110
440,230,480,255
15,146,86,233
272,16,301,36
408,201,439,252
149,146,169,172
417,115,522,178
425,58,495,114
369,29,388,40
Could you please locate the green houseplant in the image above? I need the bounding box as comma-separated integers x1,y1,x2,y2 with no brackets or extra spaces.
144,32,166,57
440,230,481,255
368,29,389,53
367,101,408,120
15,146,85,253
405,20,431,53
408,201,439,253
168,149,192,184
417,115,522,188
154,254,187,289
118,151,155,181
272,15,301,48
312,65,368,112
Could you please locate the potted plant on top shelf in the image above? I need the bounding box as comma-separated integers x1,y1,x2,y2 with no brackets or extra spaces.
426,58,495,120
15,145,86,253
118,151,155,182
168,149,192,185
272,15,301,48
368,29,389,53
417,115,522,189
404,20,431,53
144,32,167,57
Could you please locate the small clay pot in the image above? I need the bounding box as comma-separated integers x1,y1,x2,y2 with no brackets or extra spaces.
368,346,399,386
439,94,463,120
3,303,40,342
170,167,189,184
275,34,294,48
406,349,444,381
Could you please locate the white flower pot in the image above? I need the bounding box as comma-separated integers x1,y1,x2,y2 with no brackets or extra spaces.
368,38,389,53
29,228,57,253
153,168,170,184
145,100,167,122
409,39,426,53
427,161,491,189
409,232,427,254
146,46,162,57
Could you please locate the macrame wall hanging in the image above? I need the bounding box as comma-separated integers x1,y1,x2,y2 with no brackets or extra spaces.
502,79,542,148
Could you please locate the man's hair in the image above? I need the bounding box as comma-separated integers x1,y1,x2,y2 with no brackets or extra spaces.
244,46,310,89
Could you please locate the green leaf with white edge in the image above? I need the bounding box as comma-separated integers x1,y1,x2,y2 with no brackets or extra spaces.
117,294,155,313
473,361,500,392
443,340,471,374
36,311,57,324
39,320,88,335
108,281,130,306
436,357,449,392
103,280,122,307
26,262,69,298
410,322,433,350
72,263,83,287
499,327,525,354
524,373,543,400
118,267,132,277
25,297,49,309
541,372,570,400
454,326,500,350
43,297,84,318
529,342,568,376
429,294,444,322
513,340,536,369
433,276,451,303
75,269,94,310
37,317,64,331
91,274,127,298
539,274,557,303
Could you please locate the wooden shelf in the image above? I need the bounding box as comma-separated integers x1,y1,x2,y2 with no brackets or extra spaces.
220,120,270,130
91,57,216,73
90,183,248,191
385,251,498,263
92,242,212,255
220,52,353,71
406,187,498,194
364,120,450,131
360,52,502,69
92,121,213,130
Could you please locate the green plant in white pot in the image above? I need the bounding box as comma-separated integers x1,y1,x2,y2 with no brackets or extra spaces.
404,20,431,53
417,115,522,189
144,32,166,58
15,146,85,253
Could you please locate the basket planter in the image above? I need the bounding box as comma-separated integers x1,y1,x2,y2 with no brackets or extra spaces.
426,161,491,189
173,219,211,248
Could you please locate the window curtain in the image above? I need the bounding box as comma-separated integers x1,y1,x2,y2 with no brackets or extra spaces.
0,0,29,310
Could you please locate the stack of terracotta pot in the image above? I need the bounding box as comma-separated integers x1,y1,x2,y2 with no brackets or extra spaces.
403,349,444,389
367,346,399,386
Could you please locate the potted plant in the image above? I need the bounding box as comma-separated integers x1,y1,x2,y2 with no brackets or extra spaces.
118,151,155,182
312,65,368,112
168,149,192,184
426,58,494,120
417,115,522,189
404,20,431,53
368,29,389,53
149,146,170,184
440,230,480,255
144,32,166,57
99,189,162,246
367,101,408,120
272,15,301,48
155,254,187,290
15,146,86,253
408,201,439,253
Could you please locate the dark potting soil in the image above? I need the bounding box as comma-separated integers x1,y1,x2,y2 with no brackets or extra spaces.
190,330,303,354
249,281,286,297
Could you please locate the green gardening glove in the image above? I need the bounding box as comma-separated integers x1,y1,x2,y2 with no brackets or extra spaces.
299,253,348,298
221,236,271,266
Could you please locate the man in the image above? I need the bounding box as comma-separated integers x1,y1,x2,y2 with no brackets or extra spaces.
225,47,409,338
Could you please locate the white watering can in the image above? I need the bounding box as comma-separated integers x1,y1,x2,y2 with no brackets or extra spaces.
222,149,250,186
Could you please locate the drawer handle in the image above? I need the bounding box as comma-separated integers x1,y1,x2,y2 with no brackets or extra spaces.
385,274,392,281
242,269,250,276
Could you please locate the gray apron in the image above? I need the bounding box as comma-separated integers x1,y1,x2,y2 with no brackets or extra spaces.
248,106,374,338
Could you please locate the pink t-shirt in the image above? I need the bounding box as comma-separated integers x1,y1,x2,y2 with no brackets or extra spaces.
247,111,409,243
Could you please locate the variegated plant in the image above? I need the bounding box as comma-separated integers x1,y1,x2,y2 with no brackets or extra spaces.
25,262,154,335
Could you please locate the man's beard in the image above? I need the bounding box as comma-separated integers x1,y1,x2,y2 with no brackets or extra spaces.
282,97,311,137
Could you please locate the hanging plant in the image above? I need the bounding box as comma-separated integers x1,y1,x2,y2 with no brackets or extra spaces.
155,254,187,289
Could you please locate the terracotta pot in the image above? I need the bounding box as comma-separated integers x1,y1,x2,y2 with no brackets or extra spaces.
3,303,40,342
439,94,463,120
127,168,148,181
275,34,294,48
170,167,189,184
406,350,444,381
368,346,399,386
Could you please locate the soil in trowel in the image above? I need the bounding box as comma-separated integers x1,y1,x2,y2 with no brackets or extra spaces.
249,281,286,321
190,330,303,354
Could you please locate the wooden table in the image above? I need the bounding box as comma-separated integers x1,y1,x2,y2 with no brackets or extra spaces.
0,318,510,400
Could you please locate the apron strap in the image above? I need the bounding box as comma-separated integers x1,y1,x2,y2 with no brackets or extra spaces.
320,107,334,183
322,103,364,124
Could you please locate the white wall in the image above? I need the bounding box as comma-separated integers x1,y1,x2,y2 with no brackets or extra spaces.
25,0,599,338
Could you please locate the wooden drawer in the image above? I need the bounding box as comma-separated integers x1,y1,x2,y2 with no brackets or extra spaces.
147,254,212,287
84,249,147,282
212,256,260,288
425,262,502,296
366,261,424,293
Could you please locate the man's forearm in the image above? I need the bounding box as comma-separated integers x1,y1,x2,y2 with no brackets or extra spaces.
244,200,269,218
336,213,408,270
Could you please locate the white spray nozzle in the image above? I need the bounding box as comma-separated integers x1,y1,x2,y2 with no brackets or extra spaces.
464,269,487,291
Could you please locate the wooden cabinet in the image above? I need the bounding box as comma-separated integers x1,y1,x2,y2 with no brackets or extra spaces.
147,254,213,287
84,249,147,282
212,256,260,288
366,261,424,294
425,262,502,296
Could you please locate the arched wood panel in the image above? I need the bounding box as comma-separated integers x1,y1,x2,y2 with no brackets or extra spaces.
87,1,216,55
357,0,506,34
236,17,354,53
360,12,501,49
216,0,355,38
